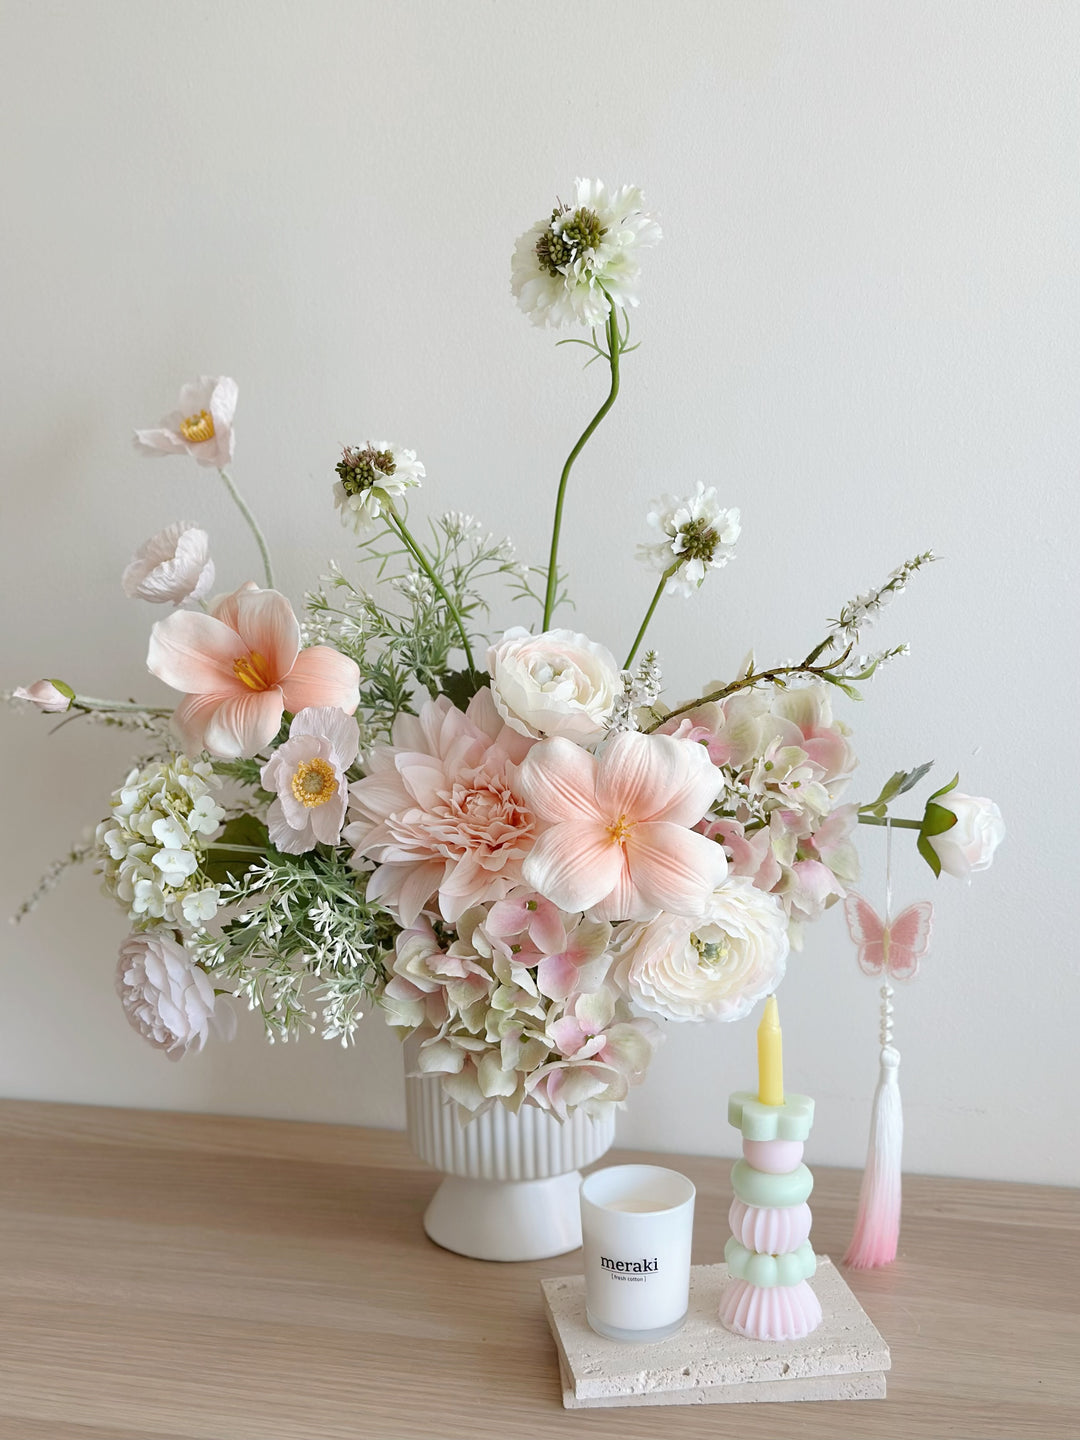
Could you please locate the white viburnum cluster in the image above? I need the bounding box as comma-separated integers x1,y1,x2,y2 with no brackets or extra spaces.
333,442,424,532
512,179,661,328
639,483,742,597
95,757,225,927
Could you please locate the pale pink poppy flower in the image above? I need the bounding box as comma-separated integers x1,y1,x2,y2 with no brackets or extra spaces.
260,706,360,854
13,679,73,713
344,688,536,927
122,521,215,605
147,583,360,760
516,731,727,922
134,376,238,469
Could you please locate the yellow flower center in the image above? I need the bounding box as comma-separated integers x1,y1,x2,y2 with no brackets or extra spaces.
233,650,273,692
180,409,216,443
608,814,633,845
290,757,337,808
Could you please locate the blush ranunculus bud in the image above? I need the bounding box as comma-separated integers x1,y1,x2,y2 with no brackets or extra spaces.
927,793,1005,878
610,877,789,1022
122,521,215,604
116,930,236,1060
13,679,74,712
486,627,620,743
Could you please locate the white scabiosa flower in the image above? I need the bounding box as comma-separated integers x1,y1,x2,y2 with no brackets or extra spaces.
512,179,661,328
638,482,741,597
610,877,789,1023
122,522,215,605
95,757,226,927
333,442,424,532
116,930,236,1060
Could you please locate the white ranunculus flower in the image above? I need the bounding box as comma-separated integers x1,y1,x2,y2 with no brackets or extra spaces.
611,877,789,1023
511,179,661,328
486,627,620,742
122,522,215,605
928,794,1005,878
116,931,236,1060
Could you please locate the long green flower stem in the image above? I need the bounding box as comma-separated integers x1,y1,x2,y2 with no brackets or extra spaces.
74,695,173,715
624,566,678,670
856,815,921,830
542,304,622,629
219,468,275,590
387,510,477,674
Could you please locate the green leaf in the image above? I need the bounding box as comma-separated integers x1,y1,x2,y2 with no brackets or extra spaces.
917,831,943,877
859,761,935,817
440,669,488,710
927,772,959,804
895,761,934,797
203,814,273,885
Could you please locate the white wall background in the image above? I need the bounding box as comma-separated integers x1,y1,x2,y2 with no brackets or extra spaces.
2,0,1077,1185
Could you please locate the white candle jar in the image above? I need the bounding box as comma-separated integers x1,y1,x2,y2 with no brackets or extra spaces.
580,1164,696,1342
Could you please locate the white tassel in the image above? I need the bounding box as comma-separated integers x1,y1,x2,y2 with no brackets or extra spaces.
844,987,903,1268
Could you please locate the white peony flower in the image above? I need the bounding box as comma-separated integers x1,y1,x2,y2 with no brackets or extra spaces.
12,679,74,712
134,376,238,469
486,627,620,742
611,877,789,1023
927,793,1005,878
512,179,661,329
122,522,215,605
638,483,741,597
116,930,236,1060
333,442,424,532
261,706,360,854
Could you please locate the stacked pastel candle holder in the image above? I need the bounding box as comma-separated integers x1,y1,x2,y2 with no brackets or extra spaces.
719,996,823,1342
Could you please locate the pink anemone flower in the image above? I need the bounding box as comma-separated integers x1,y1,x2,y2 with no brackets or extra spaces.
147,583,360,759
516,731,727,922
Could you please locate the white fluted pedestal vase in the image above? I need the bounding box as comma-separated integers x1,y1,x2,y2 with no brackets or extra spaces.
405,1068,616,1262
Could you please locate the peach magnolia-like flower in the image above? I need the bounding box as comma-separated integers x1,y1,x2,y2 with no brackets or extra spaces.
13,679,74,712
517,731,727,922
134,376,238,469
147,583,360,760
122,521,215,605
261,706,360,854
345,688,536,926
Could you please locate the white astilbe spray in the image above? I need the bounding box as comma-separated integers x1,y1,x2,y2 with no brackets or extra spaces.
610,652,664,732
830,551,936,640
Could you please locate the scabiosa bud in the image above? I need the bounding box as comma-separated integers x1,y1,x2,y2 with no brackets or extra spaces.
332,442,424,532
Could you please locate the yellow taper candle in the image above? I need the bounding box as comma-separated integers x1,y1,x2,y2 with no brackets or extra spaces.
756,994,784,1106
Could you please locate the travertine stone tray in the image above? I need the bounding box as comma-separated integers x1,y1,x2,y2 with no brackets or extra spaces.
541,1256,890,1410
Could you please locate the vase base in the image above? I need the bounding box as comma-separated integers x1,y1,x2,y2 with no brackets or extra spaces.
423,1169,585,1262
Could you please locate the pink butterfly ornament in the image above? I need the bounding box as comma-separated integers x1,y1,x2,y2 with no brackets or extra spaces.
844,894,933,981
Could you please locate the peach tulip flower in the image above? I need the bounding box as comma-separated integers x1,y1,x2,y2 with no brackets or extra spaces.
147,583,360,759
516,731,727,922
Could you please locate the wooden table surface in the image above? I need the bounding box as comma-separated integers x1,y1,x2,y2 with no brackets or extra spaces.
0,1101,1076,1440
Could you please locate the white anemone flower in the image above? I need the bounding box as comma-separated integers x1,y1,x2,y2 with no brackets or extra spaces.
512,179,661,329
638,483,741,597
261,706,360,854
122,522,215,605
333,442,425,532
134,376,238,469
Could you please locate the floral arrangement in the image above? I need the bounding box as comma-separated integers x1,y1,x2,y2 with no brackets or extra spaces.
10,179,1004,1121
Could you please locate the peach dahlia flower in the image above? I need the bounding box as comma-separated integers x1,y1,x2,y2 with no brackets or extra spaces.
344,688,536,926
147,583,360,759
